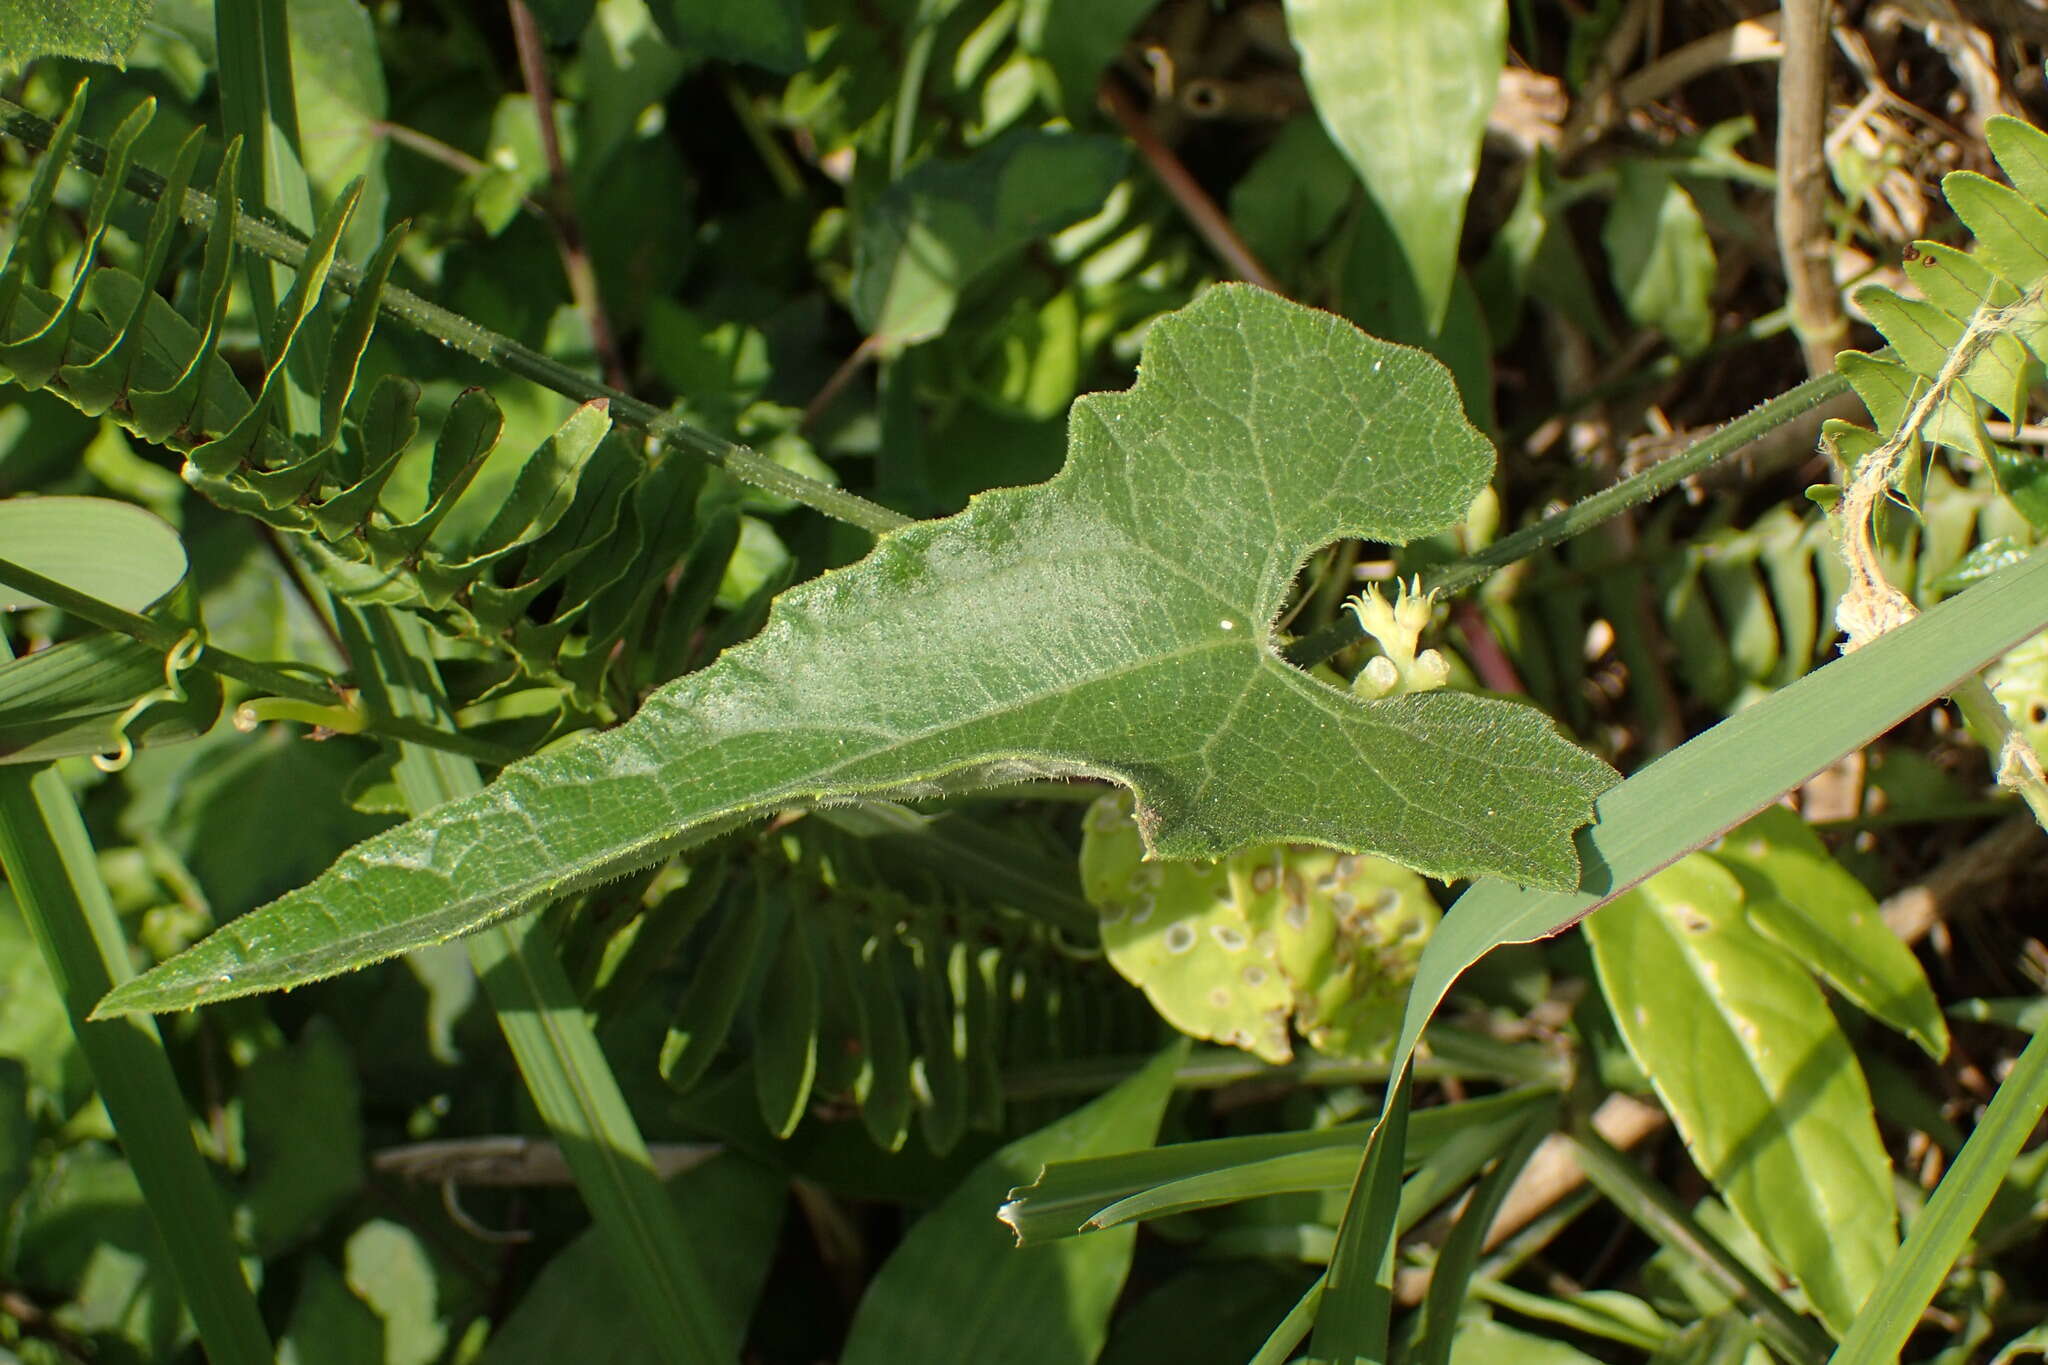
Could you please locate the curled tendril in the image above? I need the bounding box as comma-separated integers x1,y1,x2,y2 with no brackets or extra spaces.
93,630,205,773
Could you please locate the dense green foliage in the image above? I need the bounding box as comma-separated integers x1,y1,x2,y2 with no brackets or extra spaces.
2,3,2047,1364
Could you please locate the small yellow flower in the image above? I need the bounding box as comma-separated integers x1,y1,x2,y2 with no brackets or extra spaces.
1345,578,1448,699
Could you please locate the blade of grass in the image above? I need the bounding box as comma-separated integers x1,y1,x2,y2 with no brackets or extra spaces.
1461,1279,1672,1352
344,604,731,1364
1407,1110,1551,1365
171,17,719,1353
0,650,272,1364
1828,1025,2048,1362
1569,1125,1832,1362
997,1025,1566,1101
1249,1272,1325,1365
212,2,313,271
1317,542,2048,1360
1000,1088,1552,1246
1307,1067,1411,1364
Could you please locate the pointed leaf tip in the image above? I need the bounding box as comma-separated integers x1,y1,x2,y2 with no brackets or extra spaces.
96,285,1614,1015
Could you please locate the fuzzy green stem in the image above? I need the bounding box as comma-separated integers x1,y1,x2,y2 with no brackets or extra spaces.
1951,675,2048,831
0,638,273,1365
1285,368,1851,668
0,97,910,537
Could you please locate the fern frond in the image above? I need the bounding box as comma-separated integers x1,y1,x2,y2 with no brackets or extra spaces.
1833,117,2048,507
1507,465,2034,741
623,821,1150,1151
0,87,780,716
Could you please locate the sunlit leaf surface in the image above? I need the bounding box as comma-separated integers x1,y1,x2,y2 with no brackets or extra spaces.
98,285,1612,1015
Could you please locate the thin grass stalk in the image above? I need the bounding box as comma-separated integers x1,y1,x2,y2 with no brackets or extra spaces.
1568,1126,1832,1363
1828,1025,2048,1362
0,642,272,1364
344,604,730,1365
203,20,729,1355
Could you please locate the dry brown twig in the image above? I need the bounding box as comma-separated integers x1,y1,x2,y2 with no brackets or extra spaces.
506,0,629,390
1778,0,1851,376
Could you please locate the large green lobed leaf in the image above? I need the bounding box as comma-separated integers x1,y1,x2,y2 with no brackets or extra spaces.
0,0,152,72
97,285,1612,1015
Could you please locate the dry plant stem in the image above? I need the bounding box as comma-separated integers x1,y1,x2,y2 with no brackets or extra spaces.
1392,1093,1668,1307
1952,675,2048,828
722,73,806,200
374,119,554,227
1097,76,1282,294
1616,15,1784,112
1834,285,2048,830
507,0,628,390
371,120,513,198
1558,0,1654,161
1836,297,2005,652
1881,812,2046,944
1776,0,1848,376
374,1136,721,1185
802,333,880,433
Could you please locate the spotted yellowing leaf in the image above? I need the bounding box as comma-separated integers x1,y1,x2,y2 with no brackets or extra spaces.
1081,790,1437,1063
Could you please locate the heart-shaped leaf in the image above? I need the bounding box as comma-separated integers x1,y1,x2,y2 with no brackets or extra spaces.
96,285,1613,1017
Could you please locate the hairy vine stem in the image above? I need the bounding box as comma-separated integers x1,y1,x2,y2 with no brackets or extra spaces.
1285,367,1852,669
0,97,913,538
1829,281,2048,828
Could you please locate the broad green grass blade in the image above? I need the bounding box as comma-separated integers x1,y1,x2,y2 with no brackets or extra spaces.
1284,0,1505,331
1092,1086,1549,1233
999,1087,1551,1245
1408,1114,1551,1365
476,1153,785,1363
347,606,731,1365
0,763,272,1365
1308,1068,1411,1363
1461,1284,1671,1354
1392,541,2048,1097
1585,856,1895,1336
1828,1026,2048,1362
1322,542,2048,1359
840,1044,1182,1365
214,0,318,392
98,285,1616,1016
198,21,723,1357
0,495,185,612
